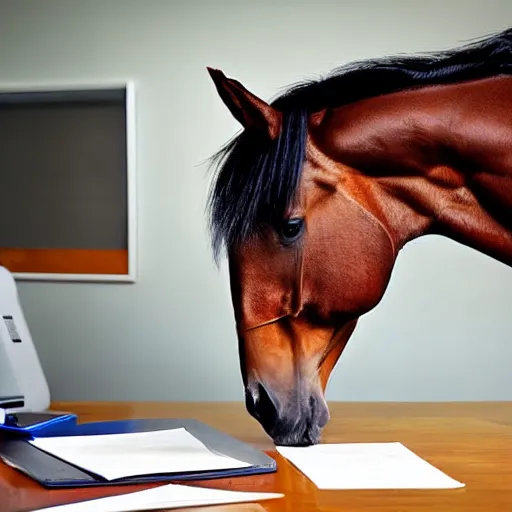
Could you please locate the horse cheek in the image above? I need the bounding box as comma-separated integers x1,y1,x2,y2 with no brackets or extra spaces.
301,195,395,321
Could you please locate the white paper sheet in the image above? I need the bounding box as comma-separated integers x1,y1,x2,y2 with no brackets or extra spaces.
277,442,465,490
28,483,284,512
28,427,251,481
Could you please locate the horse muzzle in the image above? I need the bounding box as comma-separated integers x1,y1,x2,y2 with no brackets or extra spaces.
245,379,329,446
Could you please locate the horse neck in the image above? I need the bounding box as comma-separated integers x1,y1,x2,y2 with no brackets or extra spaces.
374,158,512,267
317,75,512,266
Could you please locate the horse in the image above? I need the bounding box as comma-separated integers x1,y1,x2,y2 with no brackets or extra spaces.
205,28,512,446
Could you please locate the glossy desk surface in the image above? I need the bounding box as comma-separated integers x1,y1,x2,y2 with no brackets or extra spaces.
1,402,511,511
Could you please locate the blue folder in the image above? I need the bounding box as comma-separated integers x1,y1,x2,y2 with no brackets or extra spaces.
0,410,78,437
0,412,277,488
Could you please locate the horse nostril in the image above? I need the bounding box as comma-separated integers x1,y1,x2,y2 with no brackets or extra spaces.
245,383,278,428
256,383,278,425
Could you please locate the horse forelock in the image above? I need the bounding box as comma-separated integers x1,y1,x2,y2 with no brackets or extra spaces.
207,108,308,262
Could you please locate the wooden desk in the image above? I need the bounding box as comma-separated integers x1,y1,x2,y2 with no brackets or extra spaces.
2,402,511,511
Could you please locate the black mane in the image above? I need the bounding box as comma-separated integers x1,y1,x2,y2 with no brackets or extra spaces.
207,28,512,260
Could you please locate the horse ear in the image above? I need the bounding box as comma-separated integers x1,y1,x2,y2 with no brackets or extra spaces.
207,67,282,140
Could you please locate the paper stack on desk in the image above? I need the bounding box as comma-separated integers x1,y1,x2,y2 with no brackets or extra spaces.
277,442,465,490
29,482,284,511
28,427,251,480
26,427,284,511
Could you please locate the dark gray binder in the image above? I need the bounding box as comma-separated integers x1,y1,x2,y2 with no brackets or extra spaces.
0,417,277,488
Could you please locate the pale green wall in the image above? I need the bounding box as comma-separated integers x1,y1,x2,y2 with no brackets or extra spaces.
1,0,511,402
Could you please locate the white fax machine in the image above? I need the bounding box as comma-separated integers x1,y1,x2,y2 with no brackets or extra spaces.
0,265,50,414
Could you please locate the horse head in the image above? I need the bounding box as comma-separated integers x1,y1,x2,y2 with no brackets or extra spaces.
206,68,396,446
206,29,512,446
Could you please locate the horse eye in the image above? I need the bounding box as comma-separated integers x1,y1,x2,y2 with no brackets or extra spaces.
280,218,304,243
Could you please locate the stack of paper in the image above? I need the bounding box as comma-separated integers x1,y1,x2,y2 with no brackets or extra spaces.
29,483,284,511
277,442,465,490
28,427,251,480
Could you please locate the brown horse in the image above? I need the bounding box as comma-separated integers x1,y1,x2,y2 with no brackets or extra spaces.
206,29,512,446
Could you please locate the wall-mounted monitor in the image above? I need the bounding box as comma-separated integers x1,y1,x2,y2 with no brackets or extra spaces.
0,82,136,283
